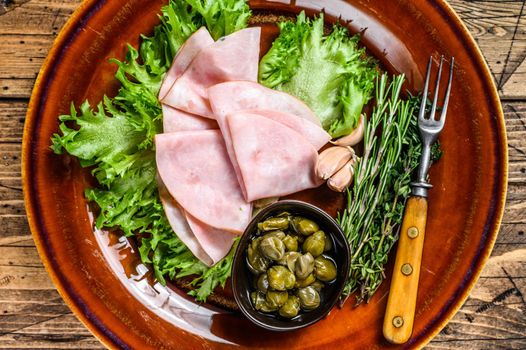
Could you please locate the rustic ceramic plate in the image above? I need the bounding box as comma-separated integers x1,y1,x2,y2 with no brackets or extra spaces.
23,0,507,349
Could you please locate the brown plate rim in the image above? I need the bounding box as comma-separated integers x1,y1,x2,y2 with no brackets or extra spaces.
22,0,508,349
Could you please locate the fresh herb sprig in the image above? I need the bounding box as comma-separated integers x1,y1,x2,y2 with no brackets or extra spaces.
338,74,424,305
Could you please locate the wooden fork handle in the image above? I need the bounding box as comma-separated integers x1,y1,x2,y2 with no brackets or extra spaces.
383,196,428,344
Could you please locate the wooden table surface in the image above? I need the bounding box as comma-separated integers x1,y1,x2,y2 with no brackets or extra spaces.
0,0,524,349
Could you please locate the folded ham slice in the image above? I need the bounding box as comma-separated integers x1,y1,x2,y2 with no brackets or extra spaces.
158,28,218,133
207,108,329,201
185,213,237,265
206,83,327,201
158,176,234,265
233,109,330,150
162,105,218,133
156,130,251,234
161,28,261,117
208,81,321,127
226,113,322,202
158,27,214,100
157,176,214,266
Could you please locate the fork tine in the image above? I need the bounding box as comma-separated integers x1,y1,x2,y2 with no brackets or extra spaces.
438,57,455,126
418,57,433,122
428,56,444,120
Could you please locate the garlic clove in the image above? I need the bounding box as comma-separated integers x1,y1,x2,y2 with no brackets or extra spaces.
327,158,356,192
330,114,365,147
316,146,354,180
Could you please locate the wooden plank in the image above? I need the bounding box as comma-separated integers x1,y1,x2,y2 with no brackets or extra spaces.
0,78,35,98
0,265,54,290
0,290,100,348
0,101,25,143
0,0,80,36
0,218,29,244
0,0,80,98
0,246,44,267
0,34,53,80
0,143,21,173
448,0,526,99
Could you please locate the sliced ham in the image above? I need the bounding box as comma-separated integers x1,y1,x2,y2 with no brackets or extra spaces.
185,213,237,265
162,105,218,133
161,28,261,117
155,130,251,234
206,85,327,201
226,113,322,202
208,81,321,127
158,27,214,100
158,176,234,265
207,108,328,201
233,109,330,150
204,113,246,200
157,176,214,266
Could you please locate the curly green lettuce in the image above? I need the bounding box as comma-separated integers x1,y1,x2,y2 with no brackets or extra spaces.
259,12,378,138
51,0,250,301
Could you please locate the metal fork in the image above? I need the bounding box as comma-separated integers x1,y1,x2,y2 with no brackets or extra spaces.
383,56,454,344
412,56,455,197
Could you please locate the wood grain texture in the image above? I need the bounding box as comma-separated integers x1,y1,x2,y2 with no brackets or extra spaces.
450,0,526,99
0,0,524,349
384,197,429,344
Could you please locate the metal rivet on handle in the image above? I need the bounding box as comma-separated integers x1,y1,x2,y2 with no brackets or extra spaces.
401,263,413,276
407,226,419,239
393,316,404,328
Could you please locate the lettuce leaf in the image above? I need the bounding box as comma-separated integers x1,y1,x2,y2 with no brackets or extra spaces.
51,0,251,301
259,12,378,138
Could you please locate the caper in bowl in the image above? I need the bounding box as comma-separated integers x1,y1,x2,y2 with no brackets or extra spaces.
232,200,351,332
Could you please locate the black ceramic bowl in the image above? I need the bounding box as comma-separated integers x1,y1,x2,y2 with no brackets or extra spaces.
232,200,351,332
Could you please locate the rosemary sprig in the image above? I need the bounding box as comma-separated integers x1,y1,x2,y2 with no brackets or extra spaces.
338,73,423,305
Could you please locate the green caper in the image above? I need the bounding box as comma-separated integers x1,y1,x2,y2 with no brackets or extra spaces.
324,234,333,252
277,251,301,271
294,273,316,288
250,236,263,250
292,217,319,236
302,230,326,257
267,265,296,291
258,216,289,231
314,256,337,282
259,236,285,261
257,273,269,293
282,235,299,252
247,243,270,274
310,280,325,292
295,252,314,279
266,290,289,308
264,230,286,240
260,302,279,312
251,291,278,312
296,286,320,310
279,295,300,318
251,291,266,309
